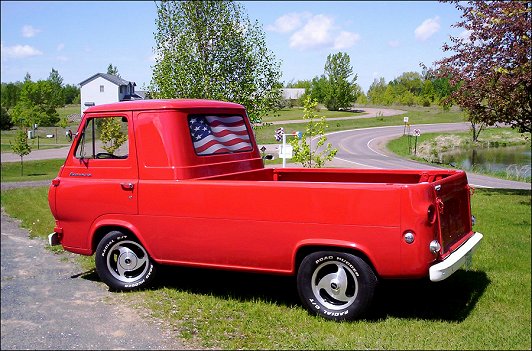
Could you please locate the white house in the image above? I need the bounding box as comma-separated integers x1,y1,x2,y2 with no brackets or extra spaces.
79,73,143,114
281,88,306,100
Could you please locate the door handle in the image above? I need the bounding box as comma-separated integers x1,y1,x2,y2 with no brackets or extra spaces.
120,182,134,190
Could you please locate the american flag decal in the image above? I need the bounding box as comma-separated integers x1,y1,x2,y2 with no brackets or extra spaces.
189,115,253,155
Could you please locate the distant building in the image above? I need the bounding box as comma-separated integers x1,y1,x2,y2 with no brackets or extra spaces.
79,73,143,114
281,88,306,100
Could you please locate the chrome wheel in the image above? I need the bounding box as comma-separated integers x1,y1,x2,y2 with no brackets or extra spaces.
95,230,156,291
106,240,150,283
297,251,377,321
311,260,359,310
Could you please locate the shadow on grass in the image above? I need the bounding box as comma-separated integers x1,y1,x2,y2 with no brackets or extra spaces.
367,270,490,322
76,264,489,322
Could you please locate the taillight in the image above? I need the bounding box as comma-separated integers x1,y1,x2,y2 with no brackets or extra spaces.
52,178,60,187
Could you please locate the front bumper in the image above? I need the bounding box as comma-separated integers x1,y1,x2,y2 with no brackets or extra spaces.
429,232,483,282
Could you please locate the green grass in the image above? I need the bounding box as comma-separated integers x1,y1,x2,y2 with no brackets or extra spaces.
1,186,530,349
0,158,64,182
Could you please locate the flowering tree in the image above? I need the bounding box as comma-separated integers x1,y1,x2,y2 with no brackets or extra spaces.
431,1,531,140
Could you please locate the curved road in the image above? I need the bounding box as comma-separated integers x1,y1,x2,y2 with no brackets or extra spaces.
326,122,531,190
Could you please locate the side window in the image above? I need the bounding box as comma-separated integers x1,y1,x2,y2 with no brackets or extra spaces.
188,114,252,155
75,116,129,159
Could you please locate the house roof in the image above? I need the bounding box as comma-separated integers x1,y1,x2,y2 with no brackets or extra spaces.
79,73,136,87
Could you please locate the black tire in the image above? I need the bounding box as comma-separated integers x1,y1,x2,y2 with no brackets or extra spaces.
95,230,156,291
297,251,377,321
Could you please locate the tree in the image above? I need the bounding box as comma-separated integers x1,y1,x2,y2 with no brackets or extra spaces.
1,105,14,130
289,96,337,168
48,68,64,106
323,52,358,111
149,0,282,125
63,84,80,105
308,75,328,105
107,64,120,77
11,80,62,127
367,77,387,105
431,1,531,135
99,117,128,155
10,129,31,176
1,82,22,110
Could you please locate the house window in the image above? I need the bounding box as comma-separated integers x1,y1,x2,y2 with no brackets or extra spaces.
100,85,104,93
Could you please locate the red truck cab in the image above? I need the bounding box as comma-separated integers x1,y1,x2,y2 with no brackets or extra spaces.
48,99,482,321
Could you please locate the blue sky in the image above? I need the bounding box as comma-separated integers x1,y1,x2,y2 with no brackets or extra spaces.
1,1,466,93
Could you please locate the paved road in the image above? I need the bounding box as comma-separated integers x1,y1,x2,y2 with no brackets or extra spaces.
0,211,185,350
324,122,531,190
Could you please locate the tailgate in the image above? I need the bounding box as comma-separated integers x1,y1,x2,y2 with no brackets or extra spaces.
433,172,473,258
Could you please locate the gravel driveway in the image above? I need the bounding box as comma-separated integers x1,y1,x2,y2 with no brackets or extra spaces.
0,208,186,350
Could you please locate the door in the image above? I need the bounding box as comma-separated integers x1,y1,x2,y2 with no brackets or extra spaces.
56,113,138,251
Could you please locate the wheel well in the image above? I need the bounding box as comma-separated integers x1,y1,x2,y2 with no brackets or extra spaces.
294,245,378,277
91,225,136,252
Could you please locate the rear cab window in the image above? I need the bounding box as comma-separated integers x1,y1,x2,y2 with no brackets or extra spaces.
188,114,253,156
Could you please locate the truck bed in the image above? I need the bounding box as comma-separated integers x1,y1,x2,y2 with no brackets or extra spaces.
199,167,461,184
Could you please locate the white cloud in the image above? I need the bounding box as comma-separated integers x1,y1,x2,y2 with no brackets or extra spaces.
290,14,334,50
270,12,360,51
334,31,360,49
266,12,310,33
57,43,65,51
1,42,43,59
414,16,440,41
22,25,41,38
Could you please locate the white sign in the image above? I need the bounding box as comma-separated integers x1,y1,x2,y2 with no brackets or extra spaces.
279,144,293,159
413,129,421,137
403,116,409,123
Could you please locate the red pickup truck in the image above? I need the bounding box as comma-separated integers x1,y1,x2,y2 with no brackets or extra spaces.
48,99,483,321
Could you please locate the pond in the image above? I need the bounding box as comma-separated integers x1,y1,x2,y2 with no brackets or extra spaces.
441,145,531,179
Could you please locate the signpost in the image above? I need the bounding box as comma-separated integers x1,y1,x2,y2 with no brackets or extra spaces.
403,116,409,135
413,128,421,155
275,129,301,168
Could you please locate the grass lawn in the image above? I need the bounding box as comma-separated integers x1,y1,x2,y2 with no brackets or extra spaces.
1,186,530,349
0,158,64,182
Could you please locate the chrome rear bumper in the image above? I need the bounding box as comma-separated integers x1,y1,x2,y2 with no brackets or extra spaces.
429,232,483,282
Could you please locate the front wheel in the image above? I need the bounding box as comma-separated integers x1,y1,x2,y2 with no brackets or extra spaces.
297,251,377,321
95,230,156,291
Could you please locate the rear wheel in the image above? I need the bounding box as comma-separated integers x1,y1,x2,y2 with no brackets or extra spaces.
297,251,377,321
95,230,156,291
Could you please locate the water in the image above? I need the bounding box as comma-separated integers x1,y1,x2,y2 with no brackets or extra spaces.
441,145,531,178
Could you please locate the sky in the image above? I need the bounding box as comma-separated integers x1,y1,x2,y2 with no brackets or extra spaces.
1,1,467,93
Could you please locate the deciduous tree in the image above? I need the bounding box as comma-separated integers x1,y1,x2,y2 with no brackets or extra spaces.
150,0,282,125
431,1,531,136
323,52,358,111
10,129,31,176
289,96,337,168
